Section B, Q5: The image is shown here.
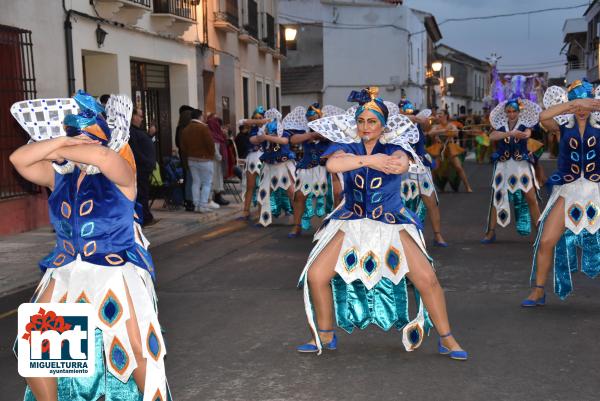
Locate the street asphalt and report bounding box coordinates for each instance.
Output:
[1,160,599,401]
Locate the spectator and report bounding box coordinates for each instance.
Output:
[234,124,251,160]
[206,113,230,206]
[180,109,220,212]
[176,107,195,211]
[129,108,158,226]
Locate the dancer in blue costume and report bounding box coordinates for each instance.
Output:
[523,79,600,306]
[398,99,448,247]
[296,87,467,360]
[254,109,296,226]
[482,93,542,243]
[239,106,270,220]
[286,103,345,238]
[9,92,171,400]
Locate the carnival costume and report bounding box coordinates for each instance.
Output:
[11,92,171,401]
[398,99,437,222]
[488,96,541,235]
[244,106,265,177]
[298,88,433,354]
[530,80,600,299]
[256,109,296,226]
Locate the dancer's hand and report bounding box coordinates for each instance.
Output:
[60,135,101,147]
[368,154,406,175]
[514,130,530,139]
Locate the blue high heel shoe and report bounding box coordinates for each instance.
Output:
[296,329,337,353]
[480,229,496,244]
[521,285,546,307]
[433,232,449,247]
[438,332,468,361]
[287,225,302,239]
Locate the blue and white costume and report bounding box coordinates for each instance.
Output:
[531,82,600,298]
[257,109,296,226]
[488,97,541,235]
[298,95,433,354]
[398,106,437,220]
[243,107,266,176]
[10,92,170,401]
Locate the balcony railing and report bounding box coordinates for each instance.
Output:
[567,60,585,71]
[244,0,258,39]
[225,0,238,26]
[153,0,197,20]
[263,13,275,49]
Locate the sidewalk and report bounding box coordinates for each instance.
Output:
[0,194,246,298]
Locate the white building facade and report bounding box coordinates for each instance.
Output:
[279,0,441,111]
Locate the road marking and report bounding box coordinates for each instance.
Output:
[0,308,17,320]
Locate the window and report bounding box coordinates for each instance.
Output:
[275,86,280,109]
[0,24,38,199]
[266,83,271,108]
[256,80,263,108]
[242,76,249,118]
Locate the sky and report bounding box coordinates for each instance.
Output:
[404,0,590,77]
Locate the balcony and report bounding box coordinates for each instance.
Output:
[243,0,259,40]
[214,0,239,33]
[152,0,197,36]
[94,0,152,25]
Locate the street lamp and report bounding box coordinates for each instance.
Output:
[446,75,455,84]
[431,61,442,72]
[284,27,298,42]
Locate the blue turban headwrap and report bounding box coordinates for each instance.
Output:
[399,98,415,114]
[348,87,389,126]
[265,120,278,134]
[306,103,322,119]
[567,79,594,101]
[505,96,522,112]
[63,90,110,145]
[253,106,266,119]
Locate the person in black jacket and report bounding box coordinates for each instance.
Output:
[129,108,157,226]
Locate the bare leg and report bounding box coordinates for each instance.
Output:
[401,231,463,351]
[420,193,446,243]
[483,203,497,240]
[290,191,307,235]
[535,162,546,185]
[525,197,565,301]
[450,156,473,192]
[123,283,147,394]
[242,171,258,217]
[524,187,541,229]
[304,231,345,345]
[26,279,58,401]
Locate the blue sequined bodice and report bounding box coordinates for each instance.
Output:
[322,141,422,228]
[259,130,295,164]
[42,168,155,277]
[291,129,329,169]
[548,120,600,185]
[492,124,531,163]
[247,126,261,153]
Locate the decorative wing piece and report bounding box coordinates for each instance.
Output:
[382,113,423,165]
[543,86,573,126]
[10,98,79,141]
[282,106,308,131]
[416,109,432,119]
[321,105,345,117]
[307,114,359,144]
[489,102,506,130]
[259,108,284,136]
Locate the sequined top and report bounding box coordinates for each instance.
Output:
[548,120,600,185]
[259,130,296,164]
[41,168,155,278]
[322,141,422,228]
[290,129,330,169]
[247,126,262,153]
[491,124,531,163]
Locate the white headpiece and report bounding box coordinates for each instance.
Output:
[490,98,541,131]
[282,106,308,131]
[10,94,133,174]
[258,108,283,136]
